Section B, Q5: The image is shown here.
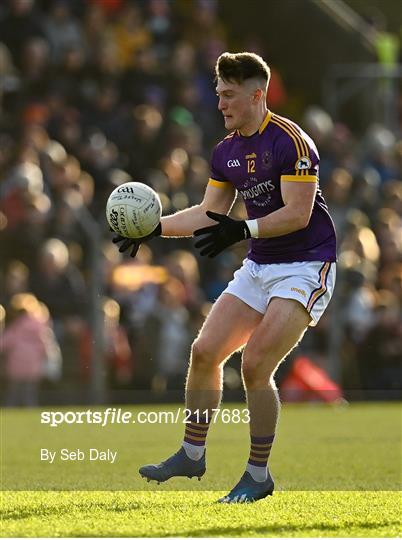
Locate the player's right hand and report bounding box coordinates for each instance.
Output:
[111,223,162,258]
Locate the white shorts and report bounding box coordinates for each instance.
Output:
[224,259,336,326]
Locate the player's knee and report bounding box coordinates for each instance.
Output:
[242,348,276,386]
[242,360,265,386]
[191,338,219,370]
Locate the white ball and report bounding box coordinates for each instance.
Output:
[106,182,162,238]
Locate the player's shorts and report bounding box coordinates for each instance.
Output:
[224,259,336,326]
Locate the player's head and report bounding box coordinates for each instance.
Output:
[215,52,271,133]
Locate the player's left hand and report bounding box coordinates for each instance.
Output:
[193,211,251,258]
[111,223,162,258]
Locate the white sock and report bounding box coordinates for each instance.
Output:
[246,463,268,482]
[182,442,204,461]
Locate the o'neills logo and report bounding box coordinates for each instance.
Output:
[109,208,119,231]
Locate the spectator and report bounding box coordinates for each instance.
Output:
[20,37,51,103]
[362,124,398,183]
[79,297,133,386]
[358,290,402,398]
[146,278,191,391]
[325,167,354,237]
[43,0,84,65]
[29,238,88,378]
[1,293,50,406]
[146,0,176,64]
[1,260,30,308]
[351,167,382,217]
[111,3,151,70]
[0,159,51,266]
[81,2,116,66]
[0,43,21,117]
[374,208,402,268]
[0,0,45,69]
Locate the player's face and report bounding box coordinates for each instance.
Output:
[216,78,256,132]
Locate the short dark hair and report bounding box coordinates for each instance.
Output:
[215,52,271,87]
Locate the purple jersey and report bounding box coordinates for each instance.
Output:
[209,111,337,264]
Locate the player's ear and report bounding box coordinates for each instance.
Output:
[252,88,264,103]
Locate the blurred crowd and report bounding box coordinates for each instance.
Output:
[0,0,401,405]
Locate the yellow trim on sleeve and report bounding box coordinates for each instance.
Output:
[208,178,231,188]
[281,175,318,183]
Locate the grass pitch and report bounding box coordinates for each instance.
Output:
[1,402,401,537]
[3,490,400,538]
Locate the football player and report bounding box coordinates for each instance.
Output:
[113,52,336,503]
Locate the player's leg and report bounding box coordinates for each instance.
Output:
[139,292,263,482]
[186,291,263,411]
[243,297,311,435]
[181,293,263,459]
[219,297,311,503]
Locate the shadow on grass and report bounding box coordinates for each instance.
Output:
[2,500,142,521]
[3,495,400,538]
[167,521,400,537]
[28,520,399,538]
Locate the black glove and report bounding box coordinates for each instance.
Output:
[194,211,251,258]
[111,223,162,258]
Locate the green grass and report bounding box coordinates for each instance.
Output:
[1,403,401,537]
[2,490,401,537]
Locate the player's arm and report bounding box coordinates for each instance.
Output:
[254,139,318,237]
[160,180,236,237]
[112,180,236,257]
[194,181,316,257]
[252,180,316,238]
